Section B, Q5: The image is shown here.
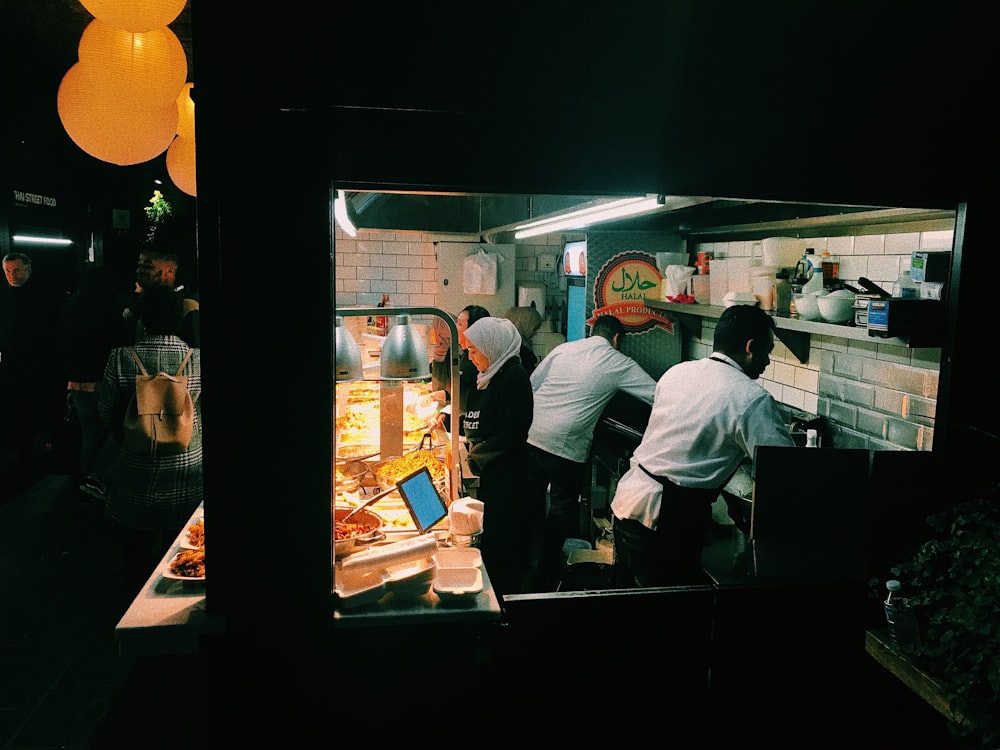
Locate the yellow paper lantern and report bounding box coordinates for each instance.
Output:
[166,134,196,196]
[77,19,187,107]
[79,0,187,33]
[57,62,179,166]
[176,82,195,140]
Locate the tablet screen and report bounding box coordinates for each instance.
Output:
[396,467,448,534]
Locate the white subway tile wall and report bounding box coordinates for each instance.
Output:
[335,224,950,451]
[692,229,950,450]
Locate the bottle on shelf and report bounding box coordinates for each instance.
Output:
[774,269,792,314]
[891,270,919,299]
[820,250,839,288]
[883,579,921,649]
[800,249,825,295]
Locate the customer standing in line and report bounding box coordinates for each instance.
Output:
[126,247,200,348]
[99,286,203,588]
[58,263,132,500]
[0,251,62,481]
[460,316,538,596]
[610,304,794,588]
[526,314,657,590]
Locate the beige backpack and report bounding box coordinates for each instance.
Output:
[122,347,195,457]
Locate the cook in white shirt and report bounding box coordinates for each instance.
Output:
[527,314,656,590]
[611,304,794,587]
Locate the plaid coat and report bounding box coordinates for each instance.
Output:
[98,335,203,531]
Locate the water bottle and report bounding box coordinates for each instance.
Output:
[884,579,920,649]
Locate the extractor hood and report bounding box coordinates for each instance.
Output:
[338,191,956,241]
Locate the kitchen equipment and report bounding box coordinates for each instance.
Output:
[761,237,808,269]
[816,289,856,323]
[792,291,824,321]
[857,277,892,298]
[334,459,369,493]
[517,282,547,312]
[338,484,403,524]
[333,505,386,558]
[866,299,945,345]
[722,291,758,308]
[910,251,950,283]
[852,293,881,327]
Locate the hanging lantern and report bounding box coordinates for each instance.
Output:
[77,19,187,107]
[79,0,187,33]
[176,82,195,139]
[166,134,196,196]
[58,62,179,165]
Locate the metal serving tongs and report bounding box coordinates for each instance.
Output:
[334,449,380,464]
[339,483,401,524]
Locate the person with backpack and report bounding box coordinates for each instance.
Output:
[98,286,203,586]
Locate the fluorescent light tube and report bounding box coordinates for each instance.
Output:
[334,189,357,237]
[514,195,663,239]
[12,235,73,246]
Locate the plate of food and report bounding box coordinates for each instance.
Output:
[179,517,204,550]
[163,547,205,581]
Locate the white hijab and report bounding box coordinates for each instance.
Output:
[464,317,522,390]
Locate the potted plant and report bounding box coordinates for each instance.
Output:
[873,490,1000,747]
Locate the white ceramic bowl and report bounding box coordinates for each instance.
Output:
[817,290,856,323]
[793,292,823,321]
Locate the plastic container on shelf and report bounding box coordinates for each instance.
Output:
[883,579,920,648]
[774,269,792,314]
[820,250,839,287]
[891,270,919,299]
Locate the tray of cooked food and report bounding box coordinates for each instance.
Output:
[179,517,204,550]
[371,449,449,491]
[334,459,369,493]
[164,547,206,581]
[333,505,386,558]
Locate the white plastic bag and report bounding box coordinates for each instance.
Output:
[463,248,499,295]
[663,264,696,298]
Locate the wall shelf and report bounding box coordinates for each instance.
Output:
[645,299,912,364]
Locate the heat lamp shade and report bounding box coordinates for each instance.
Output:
[334,316,364,382]
[79,0,188,33]
[380,314,430,381]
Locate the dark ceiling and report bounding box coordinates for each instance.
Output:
[1,2,957,243]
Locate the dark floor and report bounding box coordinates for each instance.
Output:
[0,471,206,750]
[0,466,984,749]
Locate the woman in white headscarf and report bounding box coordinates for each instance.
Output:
[460,317,539,596]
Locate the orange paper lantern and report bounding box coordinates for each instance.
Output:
[166,134,196,196]
[176,82,195,139]
[77,19,187,107]
[57,62,179,165]
[79,0,187,33]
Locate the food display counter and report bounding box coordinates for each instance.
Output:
[115,503,225,657]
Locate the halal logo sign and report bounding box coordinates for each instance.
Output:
[591,251,675,335]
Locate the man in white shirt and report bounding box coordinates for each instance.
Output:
[527,314,657,590]
[610,304,794,587]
